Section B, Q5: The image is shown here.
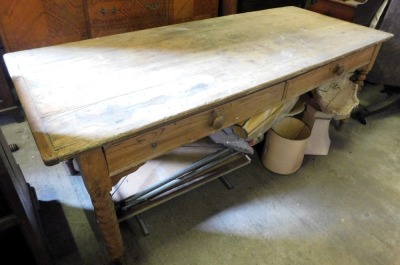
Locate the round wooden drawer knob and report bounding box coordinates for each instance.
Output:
[336,64,345,75]
[211,115,225,129]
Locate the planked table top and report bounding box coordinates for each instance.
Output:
[4,6,392,166]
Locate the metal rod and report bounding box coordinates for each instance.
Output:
[135,214,149,236]
[219,176,233,190]
[117,154,251,222]
[122,148,231,204]
[121,150,239,211]
[136,150,238,199]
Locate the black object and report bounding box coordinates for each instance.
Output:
[0,128,53,265]
[353,0,400,124]
[352,85,400,125]
[237,0,306,13]
[9,143,19,152]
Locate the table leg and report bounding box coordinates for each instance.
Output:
[354,43,383,89]
[76,148,125,263]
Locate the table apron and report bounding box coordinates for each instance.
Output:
[104,82,285,177]
[285,45,376,99]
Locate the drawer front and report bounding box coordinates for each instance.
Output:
[104,82,285,176]
[285,45,376,99]
[86,0,167,37]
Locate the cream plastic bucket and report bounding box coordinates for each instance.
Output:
[261,117,311,175]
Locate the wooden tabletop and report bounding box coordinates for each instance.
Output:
[4,6,392,166]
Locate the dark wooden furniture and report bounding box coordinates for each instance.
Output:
[0,0,89,53]
[0,40,23,122]
[308,0,366,22]
[219,0,238,16]
[307,0,386,27]
[237,0,306,12]
[0,128,53,265]
[0,0,219,52]
[87,0,219,38]
[219,0,306,15]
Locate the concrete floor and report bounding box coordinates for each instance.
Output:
[1,83,400,265]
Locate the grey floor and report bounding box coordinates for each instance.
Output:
[1,83,400,265]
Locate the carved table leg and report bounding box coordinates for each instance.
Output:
[76,148,125,263]
[353,43,383,90]
[353,69,368,88]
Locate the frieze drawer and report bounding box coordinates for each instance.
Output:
[284,45,376,99]
[104,82,285,177]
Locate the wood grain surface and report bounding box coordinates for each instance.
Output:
[0,0,88,52]
[3,6,392,165]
